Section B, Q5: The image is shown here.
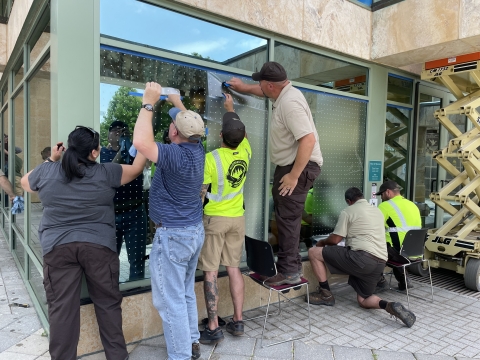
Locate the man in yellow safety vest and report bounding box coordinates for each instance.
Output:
[376,180,422,290]
[197,94,251,346]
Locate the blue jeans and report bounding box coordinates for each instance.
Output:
[150,222,204,360]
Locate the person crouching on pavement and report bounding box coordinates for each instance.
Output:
[307,187,416,328]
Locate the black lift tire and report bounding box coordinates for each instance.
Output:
[408,262,430,277]
[464,258,480,292]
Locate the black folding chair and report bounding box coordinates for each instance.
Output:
[386,228,434,308]
[243,236,311,348]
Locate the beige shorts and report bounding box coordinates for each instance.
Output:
[197,215,245,271]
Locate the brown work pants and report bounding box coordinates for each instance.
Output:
[272,161,321,275]
[43,242,128,360]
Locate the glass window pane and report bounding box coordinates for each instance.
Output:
[29,257,47,314]
[13,57,24,90]
[13,232,25,270]
[274,42,368,95]
[1,108,10,213]
[29,57,50,260]
[269,89,367,254]
[13,88,24,236]
[100,0,267,73]
[100,47,268,282]
[29,19,50,68]
[312,93,367,233]
[2,209,9,233]
[2,86,7,106]
[387,74,413,104]
[384,105,411,194]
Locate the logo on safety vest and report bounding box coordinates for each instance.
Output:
[226,160,247,188]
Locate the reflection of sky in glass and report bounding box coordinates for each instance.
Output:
[100,0,267,62]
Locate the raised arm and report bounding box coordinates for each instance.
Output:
[223,93,234,112]
[133,82,162,163]
[120,151,147,185]
[168,94,187,111]
[227,77,264,98]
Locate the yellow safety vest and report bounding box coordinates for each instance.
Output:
[378,195,422,250]
[203,138,251,217]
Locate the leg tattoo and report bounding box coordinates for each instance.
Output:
[204,275,219,322]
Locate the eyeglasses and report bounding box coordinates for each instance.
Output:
[75,125,99,147]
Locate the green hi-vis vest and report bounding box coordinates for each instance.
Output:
[204,138,251,217]
[378,195,422,250]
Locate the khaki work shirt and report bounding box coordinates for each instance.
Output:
[333,199,388,261]
[270,82,323,167]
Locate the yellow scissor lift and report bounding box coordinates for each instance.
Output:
[420,52,480,291]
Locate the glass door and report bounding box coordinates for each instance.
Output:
[413,85,443,229]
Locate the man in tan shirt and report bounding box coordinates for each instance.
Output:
[228,62,322,286]
[308,187,416,328]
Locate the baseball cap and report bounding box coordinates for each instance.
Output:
[374,180,402,195]
[252,62,287,82]
[222,112,245,148]
[169,107,205,140]
[109,120,128,131]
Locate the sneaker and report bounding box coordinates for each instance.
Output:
[306,287,335,306]
[264,272,301,286]
[201,316,226,327]
[191,342,201,359]
[199,326,224,345]
[226,320,244,336]
[385,302,416,328]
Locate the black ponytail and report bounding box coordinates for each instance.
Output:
[61,127,99,181]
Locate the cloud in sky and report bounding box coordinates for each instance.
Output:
[237,38,267,50]
[170,38,229,57]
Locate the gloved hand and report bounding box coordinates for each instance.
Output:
[11,196,24,214]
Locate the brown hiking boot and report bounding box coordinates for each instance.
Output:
[264,272,301,286]
[385,302,416,328]
[306,288,335,306]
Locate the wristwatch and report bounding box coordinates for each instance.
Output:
[142,104,154,111]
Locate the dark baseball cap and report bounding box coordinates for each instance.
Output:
[252,62,287,82]
[222,112,245,148]
[375,180,402,195]
[109,120,128,131]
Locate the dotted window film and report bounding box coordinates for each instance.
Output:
[100,47,268,281]
[303,90,367,235]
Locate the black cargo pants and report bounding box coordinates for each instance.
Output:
[272,161,321,275]
[43,242,128,360]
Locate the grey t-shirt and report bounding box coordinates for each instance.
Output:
[28,161,122,256]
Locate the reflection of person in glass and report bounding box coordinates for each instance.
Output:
[41,146,51,161]
[21,127,146,360]
[3,134,24,196]
[198,94,251,345]
[133,83,205,360]
[100,120,147,281]
[228,62,323,286]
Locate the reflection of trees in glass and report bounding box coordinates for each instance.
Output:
[191,52,211,60]
[101,86,201,146]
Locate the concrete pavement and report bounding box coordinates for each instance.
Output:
[1,232,480,359]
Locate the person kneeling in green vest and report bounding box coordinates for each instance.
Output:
[197,94,252,345]
[376,180,422,291]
